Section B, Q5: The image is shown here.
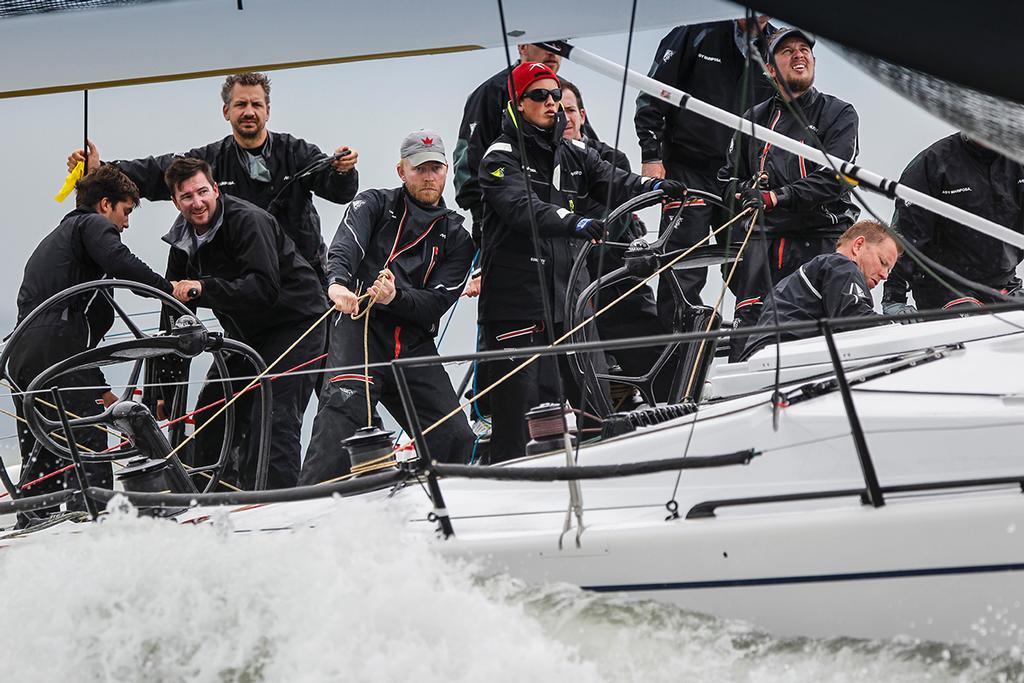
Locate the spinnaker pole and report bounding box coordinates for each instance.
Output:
[546,41,1024,250]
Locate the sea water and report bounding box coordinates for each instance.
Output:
[0,499,1022,682]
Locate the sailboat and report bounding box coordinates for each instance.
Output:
[2,0,1024,652]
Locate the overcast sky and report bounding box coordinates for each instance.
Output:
[0,21,957,451]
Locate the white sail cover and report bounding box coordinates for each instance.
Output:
[0,0,738,98]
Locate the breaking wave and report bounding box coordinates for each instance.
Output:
[0,500,1021,682]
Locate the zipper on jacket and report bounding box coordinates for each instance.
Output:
[422,246,439,286]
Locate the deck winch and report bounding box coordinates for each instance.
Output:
[525,402,576,455]
[342,425,397,472]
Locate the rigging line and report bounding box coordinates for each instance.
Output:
[576,0,639,465]
[743,16,786,431]
[0,379,124,440]
[495,0,568,412]
[328,210,753,478]
[668,211,758,508]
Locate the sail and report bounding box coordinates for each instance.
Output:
[0,0,737,98]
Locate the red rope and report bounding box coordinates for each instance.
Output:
[0,352,329,499]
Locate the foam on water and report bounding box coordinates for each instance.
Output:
[0,500,1021,682]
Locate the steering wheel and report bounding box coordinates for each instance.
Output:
[0,280,272,498]
[563,189,742,409]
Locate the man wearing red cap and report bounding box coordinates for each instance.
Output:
[477,62,687,461]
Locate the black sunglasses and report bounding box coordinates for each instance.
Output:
[521,87,562,103]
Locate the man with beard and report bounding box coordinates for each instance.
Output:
[478,62,687,461]
[635,16,776,321]
[299,131,475,484]
[741,220,900,359]
[453,43,599,296]
[162,157,326,489]
[720,27,860,360]
[882,133,1024,313]
[11,165,171,520]
[68,72,358,284]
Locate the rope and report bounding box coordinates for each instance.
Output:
[327,209,753,479]
[162,306,335,462]
[348,271,392,427]
[683,211,759,397]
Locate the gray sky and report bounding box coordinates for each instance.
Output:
[0,24,957,450]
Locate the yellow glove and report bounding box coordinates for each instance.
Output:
[54,161,84,202]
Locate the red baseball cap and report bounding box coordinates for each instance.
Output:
[508,61,560,101]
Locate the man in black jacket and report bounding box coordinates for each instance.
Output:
[742,220,900,359]
[68,72,358,284]
[162,157,326,489]
[635,16,776,318]
[453,44,598,267]
[478,62,687,460]
[299,130,475,484]
[882,133,1024,313]
[11,165,172,513]
[720,27,860,359]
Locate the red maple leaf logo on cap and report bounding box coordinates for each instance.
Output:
[421,137,433,145]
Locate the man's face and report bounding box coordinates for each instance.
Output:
[171,172,221,229]
[96,198,134,233]
[223,84,270,142]
[397,160,447,205]
[852,236,899,289]
[518,78,561,129]
[768,36,815,94]
[561,88,585,141]
[518,44,561,72]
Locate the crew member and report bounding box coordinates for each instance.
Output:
[162,157,326,489]
[561,80,664,389]
[299,131,475,484]
[721,27,861,358]
[454,43,598,291]
[68,72,359,284]
[478,62,687,460]
[742,220,900,359]
[635,16,776,319]
[10,165,172,517]
[882,133,1024,313]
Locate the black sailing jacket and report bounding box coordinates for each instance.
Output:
[15,208,172,390]
[635,20,777,171]
[453,64,598,242]
[720,88,860,236]
[326,187,474,355]
[478,109,655,324]
[743,252,878,357]
[163,195,325,344]
[883,133,1024,304]
[114,131,359,282]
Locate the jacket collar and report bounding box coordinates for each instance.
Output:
[774,86,820,110]
[162,197,226,256]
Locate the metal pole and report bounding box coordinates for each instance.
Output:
[391,364,454,538]
[819,324,885,508]
[49,386,100,520]
[555,42,1024,250]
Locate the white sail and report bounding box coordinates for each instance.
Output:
[0,0,738,98]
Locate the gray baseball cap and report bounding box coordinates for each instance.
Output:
[400,129,447,167]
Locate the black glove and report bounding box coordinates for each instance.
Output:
[571,217,605,241]
[654,179,687,200]
[737,187,776,212]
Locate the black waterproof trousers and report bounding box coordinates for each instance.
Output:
[656,162,727,322]
[299,314,473,485]
[191,318,324,490]
[481,320,609,463]
[8,316,111,512]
